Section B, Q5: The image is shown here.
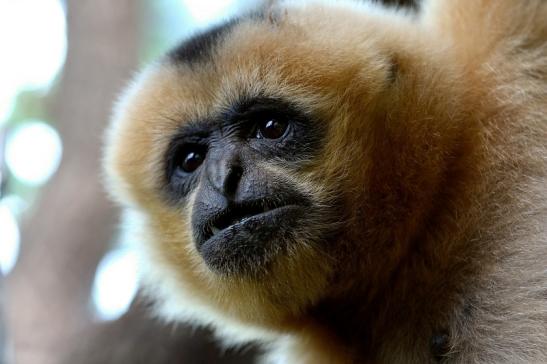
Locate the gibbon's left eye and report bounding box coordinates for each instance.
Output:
[256,118,289,139]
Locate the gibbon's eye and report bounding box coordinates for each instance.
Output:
[177,147,206,174]
[256,118,289,139]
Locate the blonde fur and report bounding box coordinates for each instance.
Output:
[104,0,547,362]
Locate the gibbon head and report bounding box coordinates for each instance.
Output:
[104,0,471,337]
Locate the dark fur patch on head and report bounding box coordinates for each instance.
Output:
[374,0,419,9]
[168,19,239,65]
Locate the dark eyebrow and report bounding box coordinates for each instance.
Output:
[173,120,212,142]
[167,19,239,65]
[223,96,304,120]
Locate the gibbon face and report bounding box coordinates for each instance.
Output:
[105,1,470,332]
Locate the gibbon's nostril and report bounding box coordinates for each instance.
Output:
[223,164,243,197]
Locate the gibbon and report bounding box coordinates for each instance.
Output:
[103,0,547,362]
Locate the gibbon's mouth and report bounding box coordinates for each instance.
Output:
[202,201,303,242]
[195,198,309,274]
[208,202,287,237]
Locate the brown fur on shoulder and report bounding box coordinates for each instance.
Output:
[104,0,547,362]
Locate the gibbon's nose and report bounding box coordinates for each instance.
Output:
[206,147,244,200]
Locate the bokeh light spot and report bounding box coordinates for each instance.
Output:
[0,203,20,276]
[0,89,16,126]
[5,120,63,186]
[183,0,237,25]
[0,0,67,92]
[92,248,139,321]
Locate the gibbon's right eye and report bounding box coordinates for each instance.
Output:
[256,118,289,140]
[176,146,206,174]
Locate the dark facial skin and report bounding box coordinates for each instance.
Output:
[164,96,326,275]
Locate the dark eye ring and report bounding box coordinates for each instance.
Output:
[256,118,289,139]
[176,146,206,174]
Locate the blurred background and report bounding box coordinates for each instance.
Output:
[0,1,414,363]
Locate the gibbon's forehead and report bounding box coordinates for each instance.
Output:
[159,7,389,103]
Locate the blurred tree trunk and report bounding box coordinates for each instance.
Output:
[4,1,138,363]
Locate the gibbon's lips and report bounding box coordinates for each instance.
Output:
[203,202,302,242]
[195,199,309,273]
[208,205,279,237]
